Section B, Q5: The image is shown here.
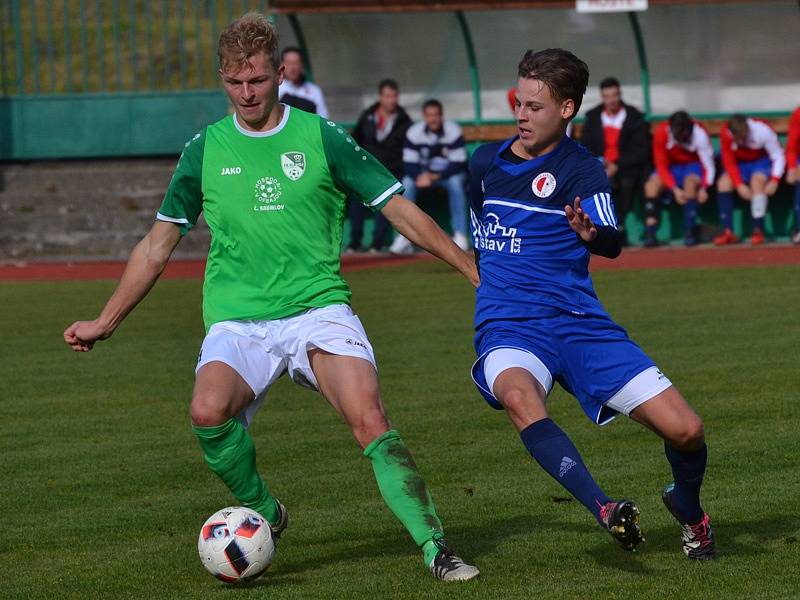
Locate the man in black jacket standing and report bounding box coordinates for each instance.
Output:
[347,79,413,252]
[579,77,650,245]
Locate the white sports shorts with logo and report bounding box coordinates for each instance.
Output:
[196,304,376,427]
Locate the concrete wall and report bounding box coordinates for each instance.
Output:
[0,159,211,260]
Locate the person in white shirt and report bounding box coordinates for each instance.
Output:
[278,47,329,118]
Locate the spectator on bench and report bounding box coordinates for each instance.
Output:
[391,99,469,253]
[278,47,329,117]
[579,77,651,246]
[347,79,412,252]
[643,111,715,247]
[715,114,786,245]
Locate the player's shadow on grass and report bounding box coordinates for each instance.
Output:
[269,514,541,578]
[239,513,800,582]
[216,575,308,591]
[583,513,800,572]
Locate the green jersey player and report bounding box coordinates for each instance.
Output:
[63,13,479,582]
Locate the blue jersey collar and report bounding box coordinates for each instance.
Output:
[495,135,570,175]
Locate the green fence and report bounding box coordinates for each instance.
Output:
[0,0,273,95]
[0,0,278,159]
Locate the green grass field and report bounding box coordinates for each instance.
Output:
[2,262,799,599]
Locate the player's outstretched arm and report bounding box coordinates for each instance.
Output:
[63,220,182,352]
[381,195,479,287]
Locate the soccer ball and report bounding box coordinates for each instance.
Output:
[197,506,275,583]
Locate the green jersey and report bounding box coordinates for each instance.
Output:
[157,107,402,331]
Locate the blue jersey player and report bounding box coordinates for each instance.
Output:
[468,49,715,560]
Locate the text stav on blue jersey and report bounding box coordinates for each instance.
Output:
[469,135,618,329]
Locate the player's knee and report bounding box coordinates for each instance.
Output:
[670,418,705,451]
[190,392,233,427]
[498,386,537,419]
[750,173,767,189]
[717,175,733,192]
[350,411,390,449]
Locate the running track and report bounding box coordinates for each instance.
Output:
[1,245,798,282]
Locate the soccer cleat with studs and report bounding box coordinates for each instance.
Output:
[268,499,289,539]
[662,483,716,560]
[600,500,644,551]
[428,538,480,582]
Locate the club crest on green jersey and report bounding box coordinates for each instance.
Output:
[281,152,306,181]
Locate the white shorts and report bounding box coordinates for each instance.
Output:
[482,347,672,420]
[196,304,376,426]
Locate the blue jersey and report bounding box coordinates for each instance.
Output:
[469,136,618,329]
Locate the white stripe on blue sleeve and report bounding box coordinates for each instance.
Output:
[602,193,618,228]
[590,194,610,226]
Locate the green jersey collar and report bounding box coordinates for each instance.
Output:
[233,104,291,138]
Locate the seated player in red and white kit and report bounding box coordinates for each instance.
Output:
[643,111,715,247]
[714,114,786,245]
[784,106,800,245]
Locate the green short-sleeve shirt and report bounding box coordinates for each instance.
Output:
[157,106,403,330]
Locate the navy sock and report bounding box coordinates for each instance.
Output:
[717,191,734,230]
[794,183,800,228]
[646,224,658,235]
[664,442,707,524]
[684,200,699,235]
[520,418,610,524]
[753,216,765,231]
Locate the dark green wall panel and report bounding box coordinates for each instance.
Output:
[1,91,229,159]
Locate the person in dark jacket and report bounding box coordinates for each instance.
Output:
[579,77,650,245]
[347,79,412,252]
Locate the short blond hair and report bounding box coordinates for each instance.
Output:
[218,13,280,73]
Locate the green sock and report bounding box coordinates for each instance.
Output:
[363,429,444,566]
[192,418,280,524]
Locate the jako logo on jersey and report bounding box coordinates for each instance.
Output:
[345,338,367,350]
[220,167,242,176]
[253,176,284,212]
[281,152,305,181]
[531,172,557,198]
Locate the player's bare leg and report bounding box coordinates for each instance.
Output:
[309,349,479,581]
[492,367,548,431]
[191,361,254,427]
[749,172,769,244]
[191,362,288,535]
[493,367,642,551]
[630,386,715,559]
[643,173,664,247]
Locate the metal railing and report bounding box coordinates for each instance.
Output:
[0,0,272,97]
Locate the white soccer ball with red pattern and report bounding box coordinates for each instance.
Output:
[197,506,275,583]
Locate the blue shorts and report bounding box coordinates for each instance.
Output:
[736,157,772,184]
[472,313,661,425]
[668,162,704,188]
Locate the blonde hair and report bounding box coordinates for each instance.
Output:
[218,13,280,73]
